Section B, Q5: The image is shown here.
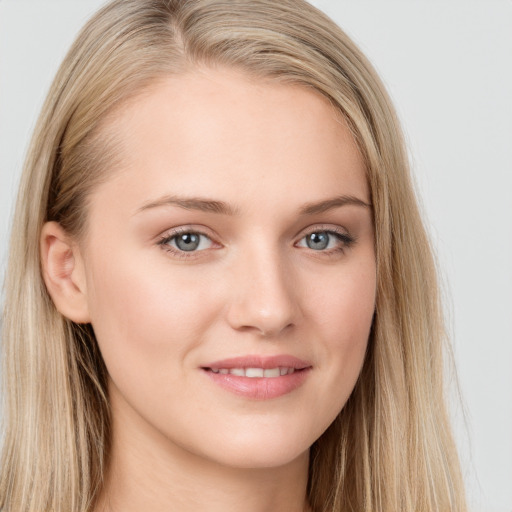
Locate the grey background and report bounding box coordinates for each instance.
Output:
[1,1,511,511]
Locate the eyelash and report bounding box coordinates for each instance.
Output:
[157,227,215,259]
[157,226,356,259]
[298,228,356,256]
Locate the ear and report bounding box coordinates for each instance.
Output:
[40,221,91,323]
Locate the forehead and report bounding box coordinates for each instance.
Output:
[90,67,368,215]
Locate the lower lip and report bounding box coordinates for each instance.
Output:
[203,368,311,400]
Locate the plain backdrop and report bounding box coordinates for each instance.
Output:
[0,1,511,511]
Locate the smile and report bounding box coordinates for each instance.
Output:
[208,367,296,377]
[202,355,312,400]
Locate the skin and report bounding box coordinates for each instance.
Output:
[41,67,376,512]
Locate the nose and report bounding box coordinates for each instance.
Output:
[226,247,300,338]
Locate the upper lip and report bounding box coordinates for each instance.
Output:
[203,355,312,370]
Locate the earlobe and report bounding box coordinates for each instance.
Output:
[40,221,91,324]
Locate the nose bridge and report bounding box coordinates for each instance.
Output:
[226,238,299,336]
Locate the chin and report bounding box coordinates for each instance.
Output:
[210,446,309,471]
[195,428,315,470]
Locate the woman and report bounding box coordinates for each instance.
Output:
[0,0,467,511]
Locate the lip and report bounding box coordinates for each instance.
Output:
[201,354,312,400]
[204,354,311,370]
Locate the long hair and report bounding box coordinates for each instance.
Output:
[0,1,467,510]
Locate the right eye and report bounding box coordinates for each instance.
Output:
[159,231,214,253]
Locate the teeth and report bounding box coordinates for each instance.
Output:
[245,367,264,378]
[209,367,296,378]
[263,368,280,378]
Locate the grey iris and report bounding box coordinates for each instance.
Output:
[176,233,200,251]
[307,232,330,250]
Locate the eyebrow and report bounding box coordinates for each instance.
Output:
[299,195,372,215]
[136,195,239,216]
[135,194,371,216]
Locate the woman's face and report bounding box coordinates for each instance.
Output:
[78,68,376,469]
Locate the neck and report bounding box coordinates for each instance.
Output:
[94,398,311,512]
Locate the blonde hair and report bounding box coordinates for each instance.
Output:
[0,0,466,510]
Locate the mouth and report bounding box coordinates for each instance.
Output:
[201,355,312,400]
[205,367,300,377]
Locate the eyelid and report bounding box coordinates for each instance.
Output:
[157,224,218,242]
[295,224,352,241]
[157,225,222,258]
[294,224,356,253]
[164,232,212,250]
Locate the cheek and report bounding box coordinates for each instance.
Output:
[314,256,376,338]
[308,258,376,395]
[84,249,219,379]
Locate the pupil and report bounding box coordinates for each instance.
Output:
[176,233,200,251]
[307,232,329,250]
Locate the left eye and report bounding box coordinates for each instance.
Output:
[297,231,347,251]
[162,232,213,252]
